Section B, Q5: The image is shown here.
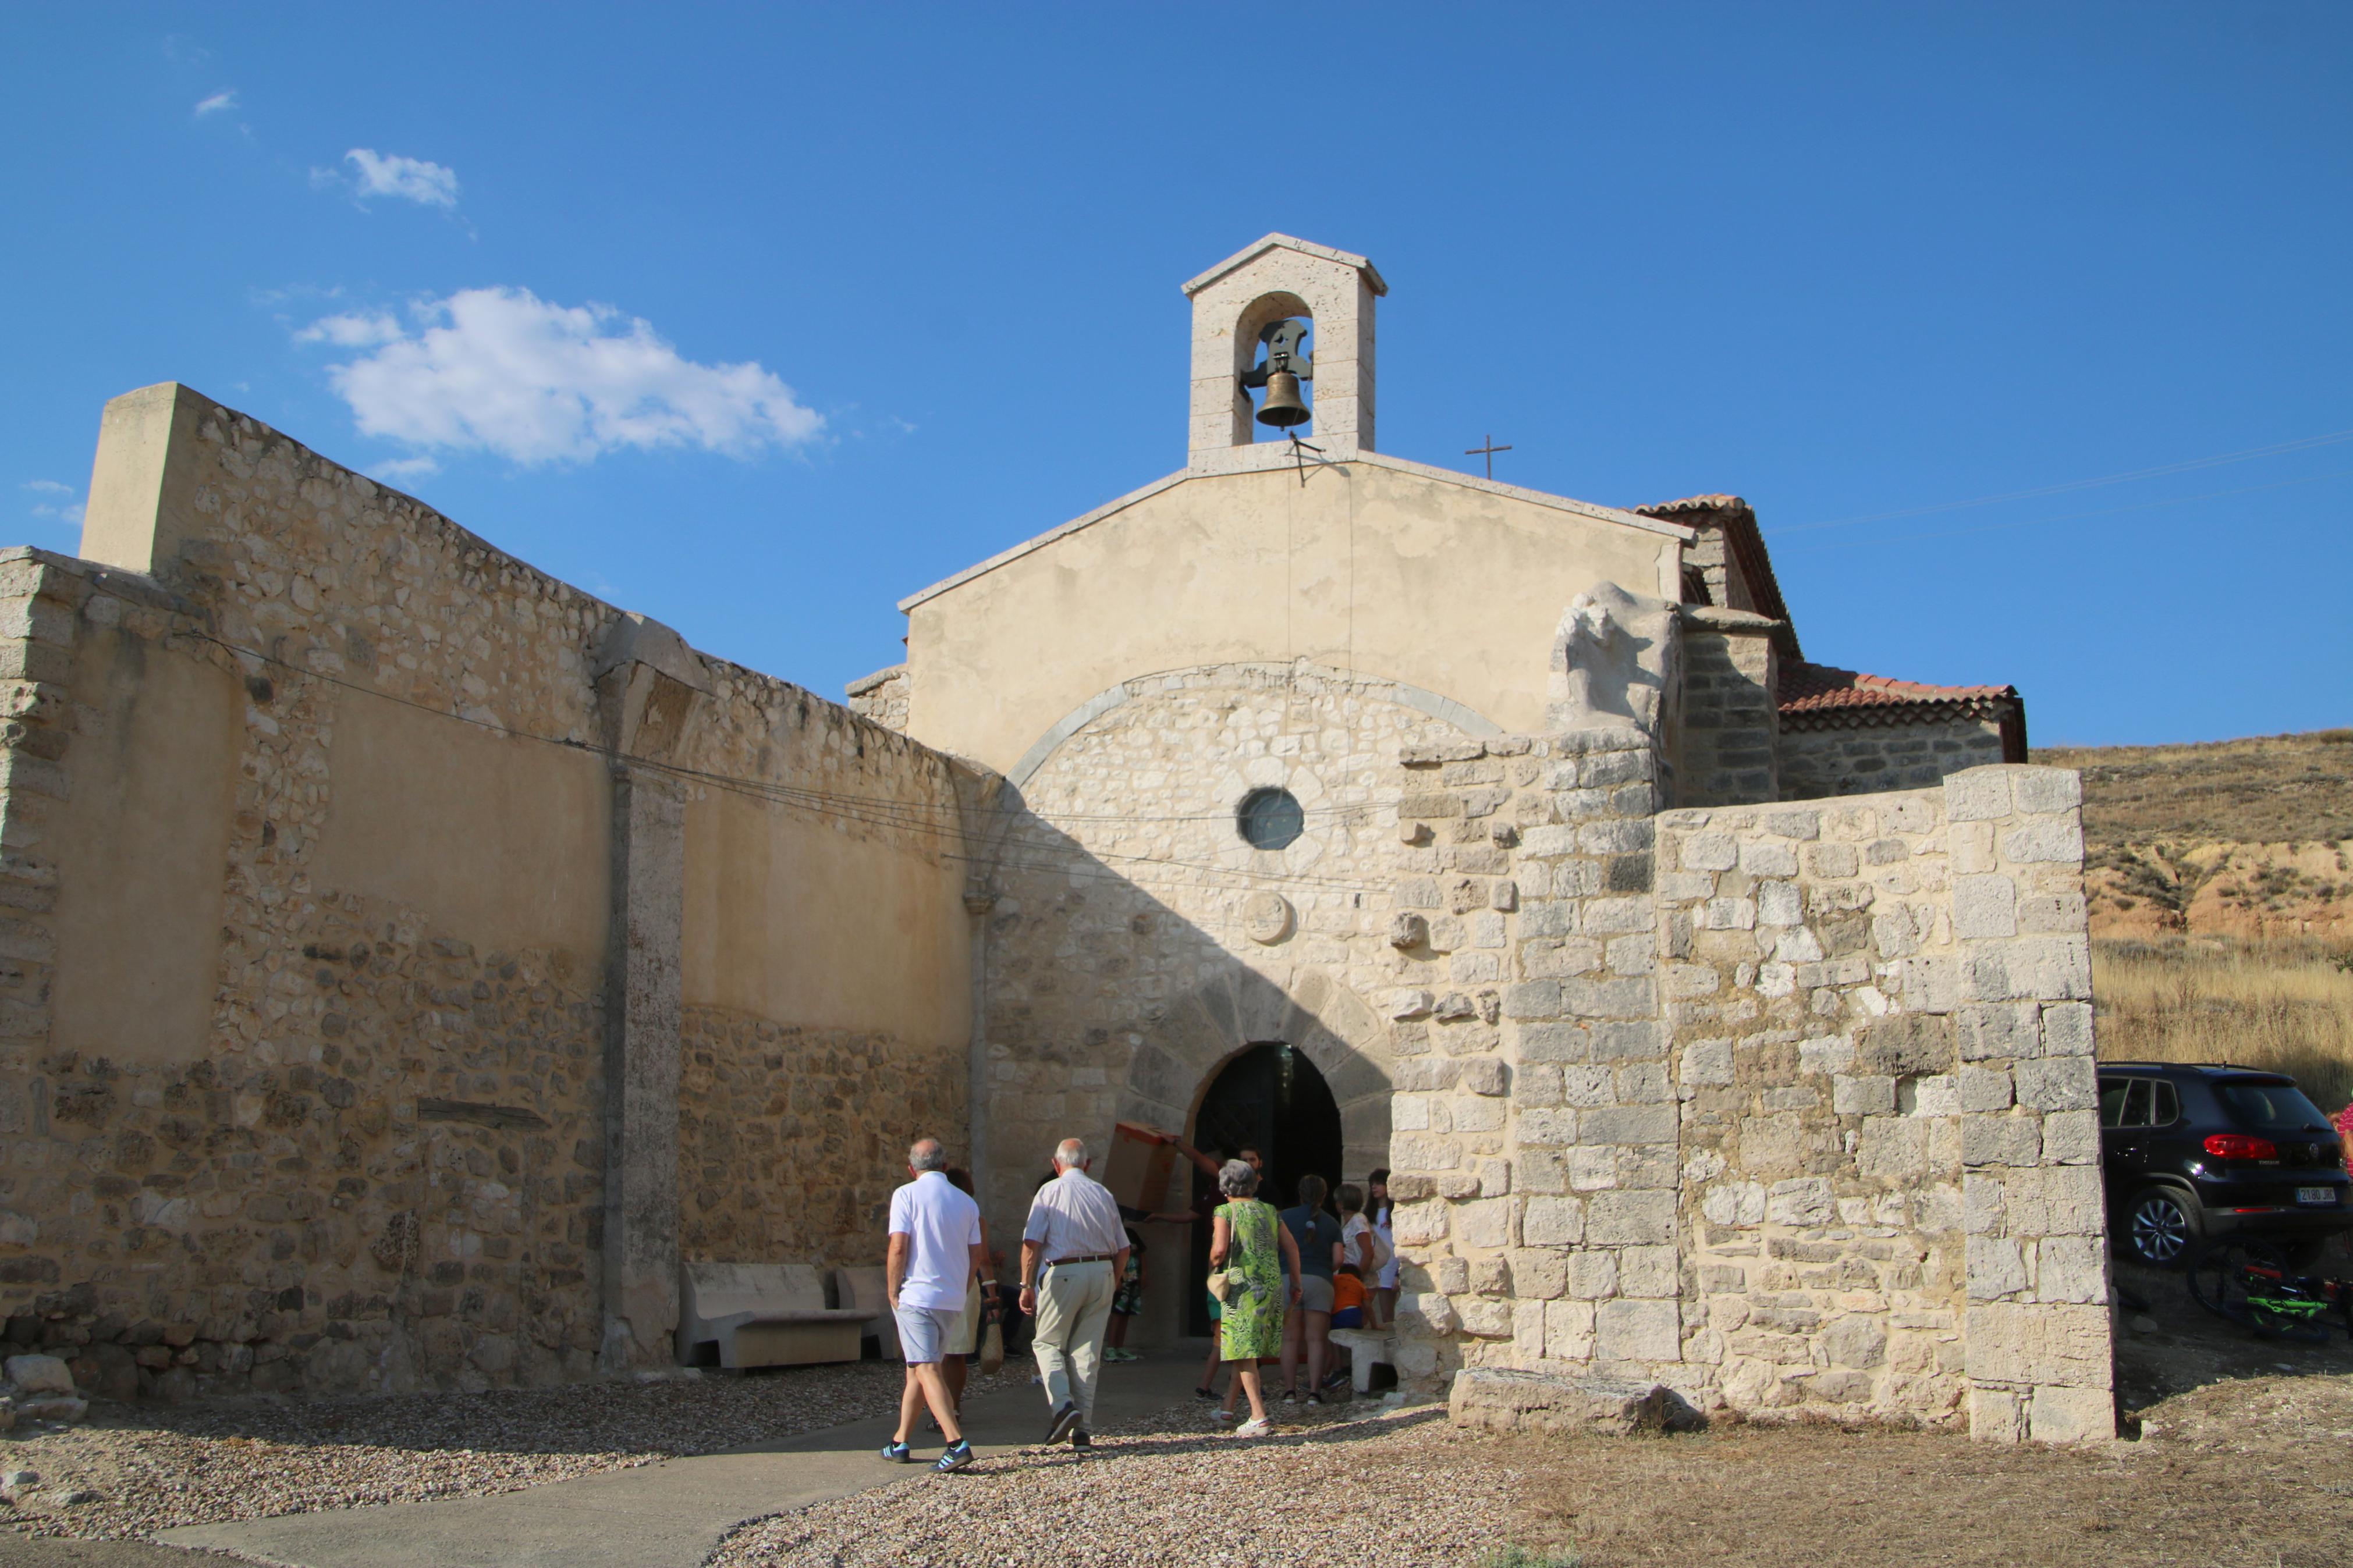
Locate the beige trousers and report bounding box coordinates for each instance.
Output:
[1031,1258,1116,1421]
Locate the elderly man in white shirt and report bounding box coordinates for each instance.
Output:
[1018,1137,1130,1448]
[882,1137,985,1473]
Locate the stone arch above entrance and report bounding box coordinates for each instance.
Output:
[1118,959,1392,1183]
[1004,660,1501,793]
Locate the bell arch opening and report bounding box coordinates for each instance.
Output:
[1181,1041,1344,1336]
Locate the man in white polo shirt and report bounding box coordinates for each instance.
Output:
[883,1137,985,1473]
[1018,1137,1130,1449]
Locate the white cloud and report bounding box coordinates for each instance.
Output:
[296,311,403,348]
[343,149,459,209]
[367,456,441,485]
[303,287,822,465]
[194,90,238,117]
[22,481,84,529]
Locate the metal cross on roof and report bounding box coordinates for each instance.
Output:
[1466,433,1513,480]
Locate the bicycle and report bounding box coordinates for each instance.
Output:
[2183,1237,2353,1345]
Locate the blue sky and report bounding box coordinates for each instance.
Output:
[3,4,2347,746]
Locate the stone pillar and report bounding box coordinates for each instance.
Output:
[1496,728,1679,1377]
[591,615,709,1374]
[1387,726,1674,1385]
[1942,766,2112,1443]
[601,765,686,1371]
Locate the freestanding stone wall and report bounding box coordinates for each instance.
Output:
[0,386,975,1401]
[1385,728,2112,1443]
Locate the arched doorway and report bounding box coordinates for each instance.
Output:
[1184,1042,1343,1335]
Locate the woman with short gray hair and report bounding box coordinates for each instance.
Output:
[1208,1158,1299,1438]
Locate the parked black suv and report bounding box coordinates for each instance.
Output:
[2098,1062,2352,1267]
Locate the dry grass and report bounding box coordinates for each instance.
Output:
[2036,728,2353,849]
[2093,936,2353,1114]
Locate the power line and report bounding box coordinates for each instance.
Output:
[1776,467,2353,556]
[1778,425,2353,536]
[178,631,1389,895]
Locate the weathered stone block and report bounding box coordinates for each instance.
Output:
[2034,1236,2106,1304]
[1858,1014,1955,1076]
[1765,1178,1833,1226]
[2014,1056,2095,1112]
[2028,1382,2113,1444]
[1521,1195,1585,1246]
[1450,1366,1692,1434]
[1956,1066,2014,1113]
[1965,1303,2112,1389]
[1460,1058,1508,1096]
[1999,821,2082,865]
[1944,770,2013,822]
[1952,874,2018,939]
[1581,1104,1676,1146]
[1593,1298,1681,1363]
[1833,1074,1896,1115]
[1586,1189,1675,1246]
[1960,1112,2042,1169]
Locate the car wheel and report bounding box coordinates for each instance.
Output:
[2125,1187,2201,1267]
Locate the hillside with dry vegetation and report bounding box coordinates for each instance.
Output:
[2031,729,2352,1113]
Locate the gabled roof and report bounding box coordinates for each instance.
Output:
[1778,660,2019,718]
[896,447,1691,612]
[1181,233,1390,298]
[1634,494,1792,630]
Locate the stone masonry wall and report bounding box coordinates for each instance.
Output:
[677,1007,964,1271]
[1382,733,2111,1443]
[1676,611,1780,808]
[0,390,973,1400]
[1656,766,2109,1442]
[1778,715,2008,801]
[843,665,910,731]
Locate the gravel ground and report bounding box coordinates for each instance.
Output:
[709,1396,1519,1568]
[0,1360,1024,1544]
[714,1374,2353,1568]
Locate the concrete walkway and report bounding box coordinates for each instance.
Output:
[157,1352,1204,1568]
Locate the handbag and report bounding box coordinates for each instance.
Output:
[1208,1203,1252,1303]
[978,1318,1005,1374]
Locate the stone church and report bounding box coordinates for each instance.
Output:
[0,235,2109,1442]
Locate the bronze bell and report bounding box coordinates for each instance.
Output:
[1255,369,1311,428]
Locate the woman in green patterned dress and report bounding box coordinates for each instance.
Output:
[1209,1158,1301,1438]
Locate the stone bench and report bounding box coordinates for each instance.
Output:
[829,1265,902,1360]
[1328,1327,1397,1394]
[676,1263,869,1370]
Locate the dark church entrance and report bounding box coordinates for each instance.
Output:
[1183,1042,1343,1336]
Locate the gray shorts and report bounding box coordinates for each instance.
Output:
[1298,1274,1335,1314]
[895,1303,961,1365]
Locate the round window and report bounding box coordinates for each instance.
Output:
[1236,787,1304,851]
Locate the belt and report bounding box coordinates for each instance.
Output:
[1045,1253,1115,1267]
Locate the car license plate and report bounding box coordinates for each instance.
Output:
[2296,1187,2337,1206]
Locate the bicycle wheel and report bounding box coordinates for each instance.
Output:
[2185,1238,2266,1328]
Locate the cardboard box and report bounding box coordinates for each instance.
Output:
[1103,1121,1179,1214]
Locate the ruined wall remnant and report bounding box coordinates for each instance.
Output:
[1383,737,2110,1443]
[0,385,975,1400]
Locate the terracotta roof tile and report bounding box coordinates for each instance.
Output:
[1779,660,2017,716]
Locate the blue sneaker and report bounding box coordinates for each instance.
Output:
[880,1439,915,1463]
[934,1439,974,1473]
